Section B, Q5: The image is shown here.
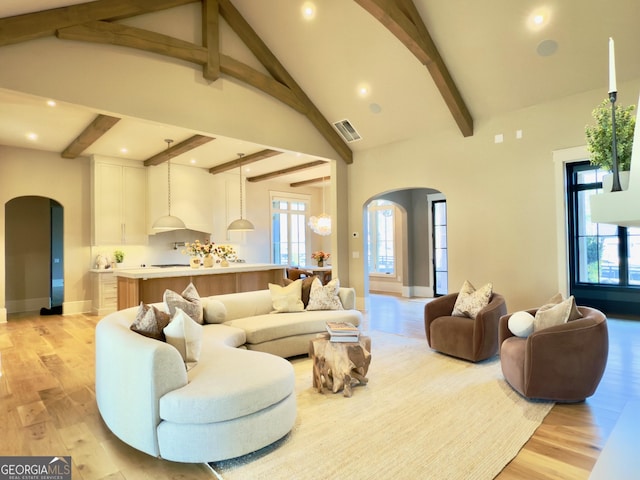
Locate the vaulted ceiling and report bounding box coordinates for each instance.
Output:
[1,0,640,185]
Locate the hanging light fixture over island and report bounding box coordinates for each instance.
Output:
[152,139,186,231]
[227,153,255,232]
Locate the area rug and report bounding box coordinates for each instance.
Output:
[209,331,553,479]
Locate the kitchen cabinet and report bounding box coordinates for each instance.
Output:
[92,156,147,245]
[91,270,117,315]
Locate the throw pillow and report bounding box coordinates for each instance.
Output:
[163,307,203,368]
[202,298,227,324]
[130,302,171,341]
[451,280,493,319]
[283,275,317,307]
[269,280,305,313]
[507,311,535,338]
[533,295,580,331]
[307,278,344,311]
[164,282,203,324]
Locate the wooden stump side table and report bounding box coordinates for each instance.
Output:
[309,333,371,397]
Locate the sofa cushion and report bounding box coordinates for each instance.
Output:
[269,281,305,313]
[452,280,493,319]
[534,295,581,331]
[224,310,362,345]
[159,346,294,424]
[130,302,171,341]
[164,283,204,324]
[163,308,203,368]
[202,298,227,324]
[210,290,274,321]
[307,278,344,311]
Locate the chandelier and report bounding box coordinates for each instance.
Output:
[309,177,331,236]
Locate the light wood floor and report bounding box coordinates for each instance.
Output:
[1,295,638,479]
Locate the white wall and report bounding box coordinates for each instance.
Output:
[0,147,92,320]
[349,80,640,311]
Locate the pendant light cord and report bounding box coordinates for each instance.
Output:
[166,139,173,216]
[238,153,245,219]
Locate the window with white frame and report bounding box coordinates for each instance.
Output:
[367,200,395,274]
[271,192,310,266]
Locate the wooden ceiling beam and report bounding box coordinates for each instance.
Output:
[208,149,281,175]
[201,0,220,81]
[290,176,331,188]
[247,160,327,183]
[56,21,306,113]
[354,0,473,137]
[144,135,214,166]
[61,114,120,159]
[219,0,353,164]
[0,0,198,46]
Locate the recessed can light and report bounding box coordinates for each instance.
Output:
[301,2,316,20]
[26,132,38,141]
[120,147,128,154]
[46,100,56,107]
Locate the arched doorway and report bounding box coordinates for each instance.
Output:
[363,188,445,298]
[5,196,64,316]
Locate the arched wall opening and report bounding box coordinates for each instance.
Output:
[362,187,445,300]
[5,196,64,316]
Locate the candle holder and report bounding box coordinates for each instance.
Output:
[609,91,623,192]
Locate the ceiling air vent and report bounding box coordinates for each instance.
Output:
[333,119,362,143]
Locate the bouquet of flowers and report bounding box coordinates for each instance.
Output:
[214,244,237,260]
[182,240,215,257]
[311,251,330,262]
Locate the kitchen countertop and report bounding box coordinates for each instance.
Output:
[109,263,286,279]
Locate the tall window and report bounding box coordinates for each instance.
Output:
[367,200,395,274]
[271,193,310,266]
[567,161,640,314]
[432,200,448,296]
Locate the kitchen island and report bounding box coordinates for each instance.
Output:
[112,263,286,309]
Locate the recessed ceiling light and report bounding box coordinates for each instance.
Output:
[120,147,128,154]
[190,158,197,164]
[46,100,56,107]
[26,132,38,141]
[369,103,382,114]
[357,83,371,97]
[301,2,316,20]
[528,8,551,30]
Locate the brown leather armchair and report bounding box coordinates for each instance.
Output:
[424,292,507,362]
[499,306,608,402]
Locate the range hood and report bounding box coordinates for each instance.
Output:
[590,93,640,227]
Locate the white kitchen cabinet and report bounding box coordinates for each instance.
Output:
[92,156,147,245]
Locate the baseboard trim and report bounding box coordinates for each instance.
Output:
[63,300,92,315]
[5,297,50,314]
[402,286,434,298]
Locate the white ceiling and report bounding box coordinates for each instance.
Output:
[1,0,640,184]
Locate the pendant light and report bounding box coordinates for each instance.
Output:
[309,176,332,236]
[152,139,186,231]
[227,153,255,231]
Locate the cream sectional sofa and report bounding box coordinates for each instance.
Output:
[95,286,361,463]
